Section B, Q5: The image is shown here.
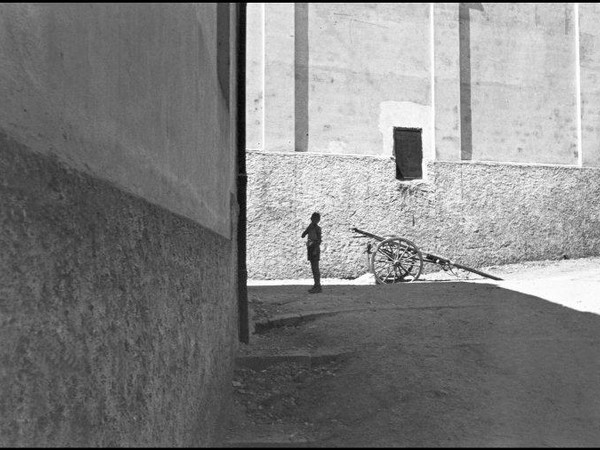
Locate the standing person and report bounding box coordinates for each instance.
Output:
[301,212,322,293]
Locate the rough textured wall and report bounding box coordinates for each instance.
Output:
[0,3,234,237]
[0,136,238,446]
[247,150,600,279]
[0,2,239,446]
[465,3,578,164]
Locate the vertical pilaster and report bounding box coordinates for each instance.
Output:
[432,3,462,161]
[294,3,309,152]
[245,3,265,150]
[579,3,600,167]
[264,3,295,151]
[574,3,583,167]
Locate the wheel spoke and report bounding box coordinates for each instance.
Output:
[379,248,395,262]
[396,263,412,278]
[399,253,419,264]
[375,264,392,281]
[374,255,392,266]
[372,237,423,283]
[395,265,407,279]
[397,245,408,261]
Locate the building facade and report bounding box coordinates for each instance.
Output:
[0,3,240,446]
[246,3,600,279]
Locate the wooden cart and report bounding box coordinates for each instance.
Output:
[351,227,503,284]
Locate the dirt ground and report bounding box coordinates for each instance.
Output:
[221,257,600,447]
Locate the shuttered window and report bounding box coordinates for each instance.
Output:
[393,127,423,180]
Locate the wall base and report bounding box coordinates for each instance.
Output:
[247,150,600,279]
[0,134,237,446]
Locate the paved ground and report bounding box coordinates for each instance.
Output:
[221,257,600,447]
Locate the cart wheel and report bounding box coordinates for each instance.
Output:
[370,237,423,284]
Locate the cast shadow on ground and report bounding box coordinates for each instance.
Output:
[239,280,600,446]
[249,278,600,326]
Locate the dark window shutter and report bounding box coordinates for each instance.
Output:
[393,128,423,180]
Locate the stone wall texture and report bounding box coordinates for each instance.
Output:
[0,135,238,446]
[247,150,600,280]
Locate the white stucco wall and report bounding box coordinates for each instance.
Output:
[378,101,433,162]
[307,3,432,156]
[468,3,579,165]
[247,3,600,167]
[246,3,265,151]
[244,3,600,278]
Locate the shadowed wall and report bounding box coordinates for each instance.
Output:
[0,3,239,446]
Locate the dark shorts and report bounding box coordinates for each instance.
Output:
[307,244,320,261]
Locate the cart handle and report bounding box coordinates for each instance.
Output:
[351,227,386,242]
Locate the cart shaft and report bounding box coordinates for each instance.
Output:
[424,253,503,281]
[351,227,386,242]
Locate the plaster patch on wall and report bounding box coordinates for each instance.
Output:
[326,140,349,154]
[378,102,433,175]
